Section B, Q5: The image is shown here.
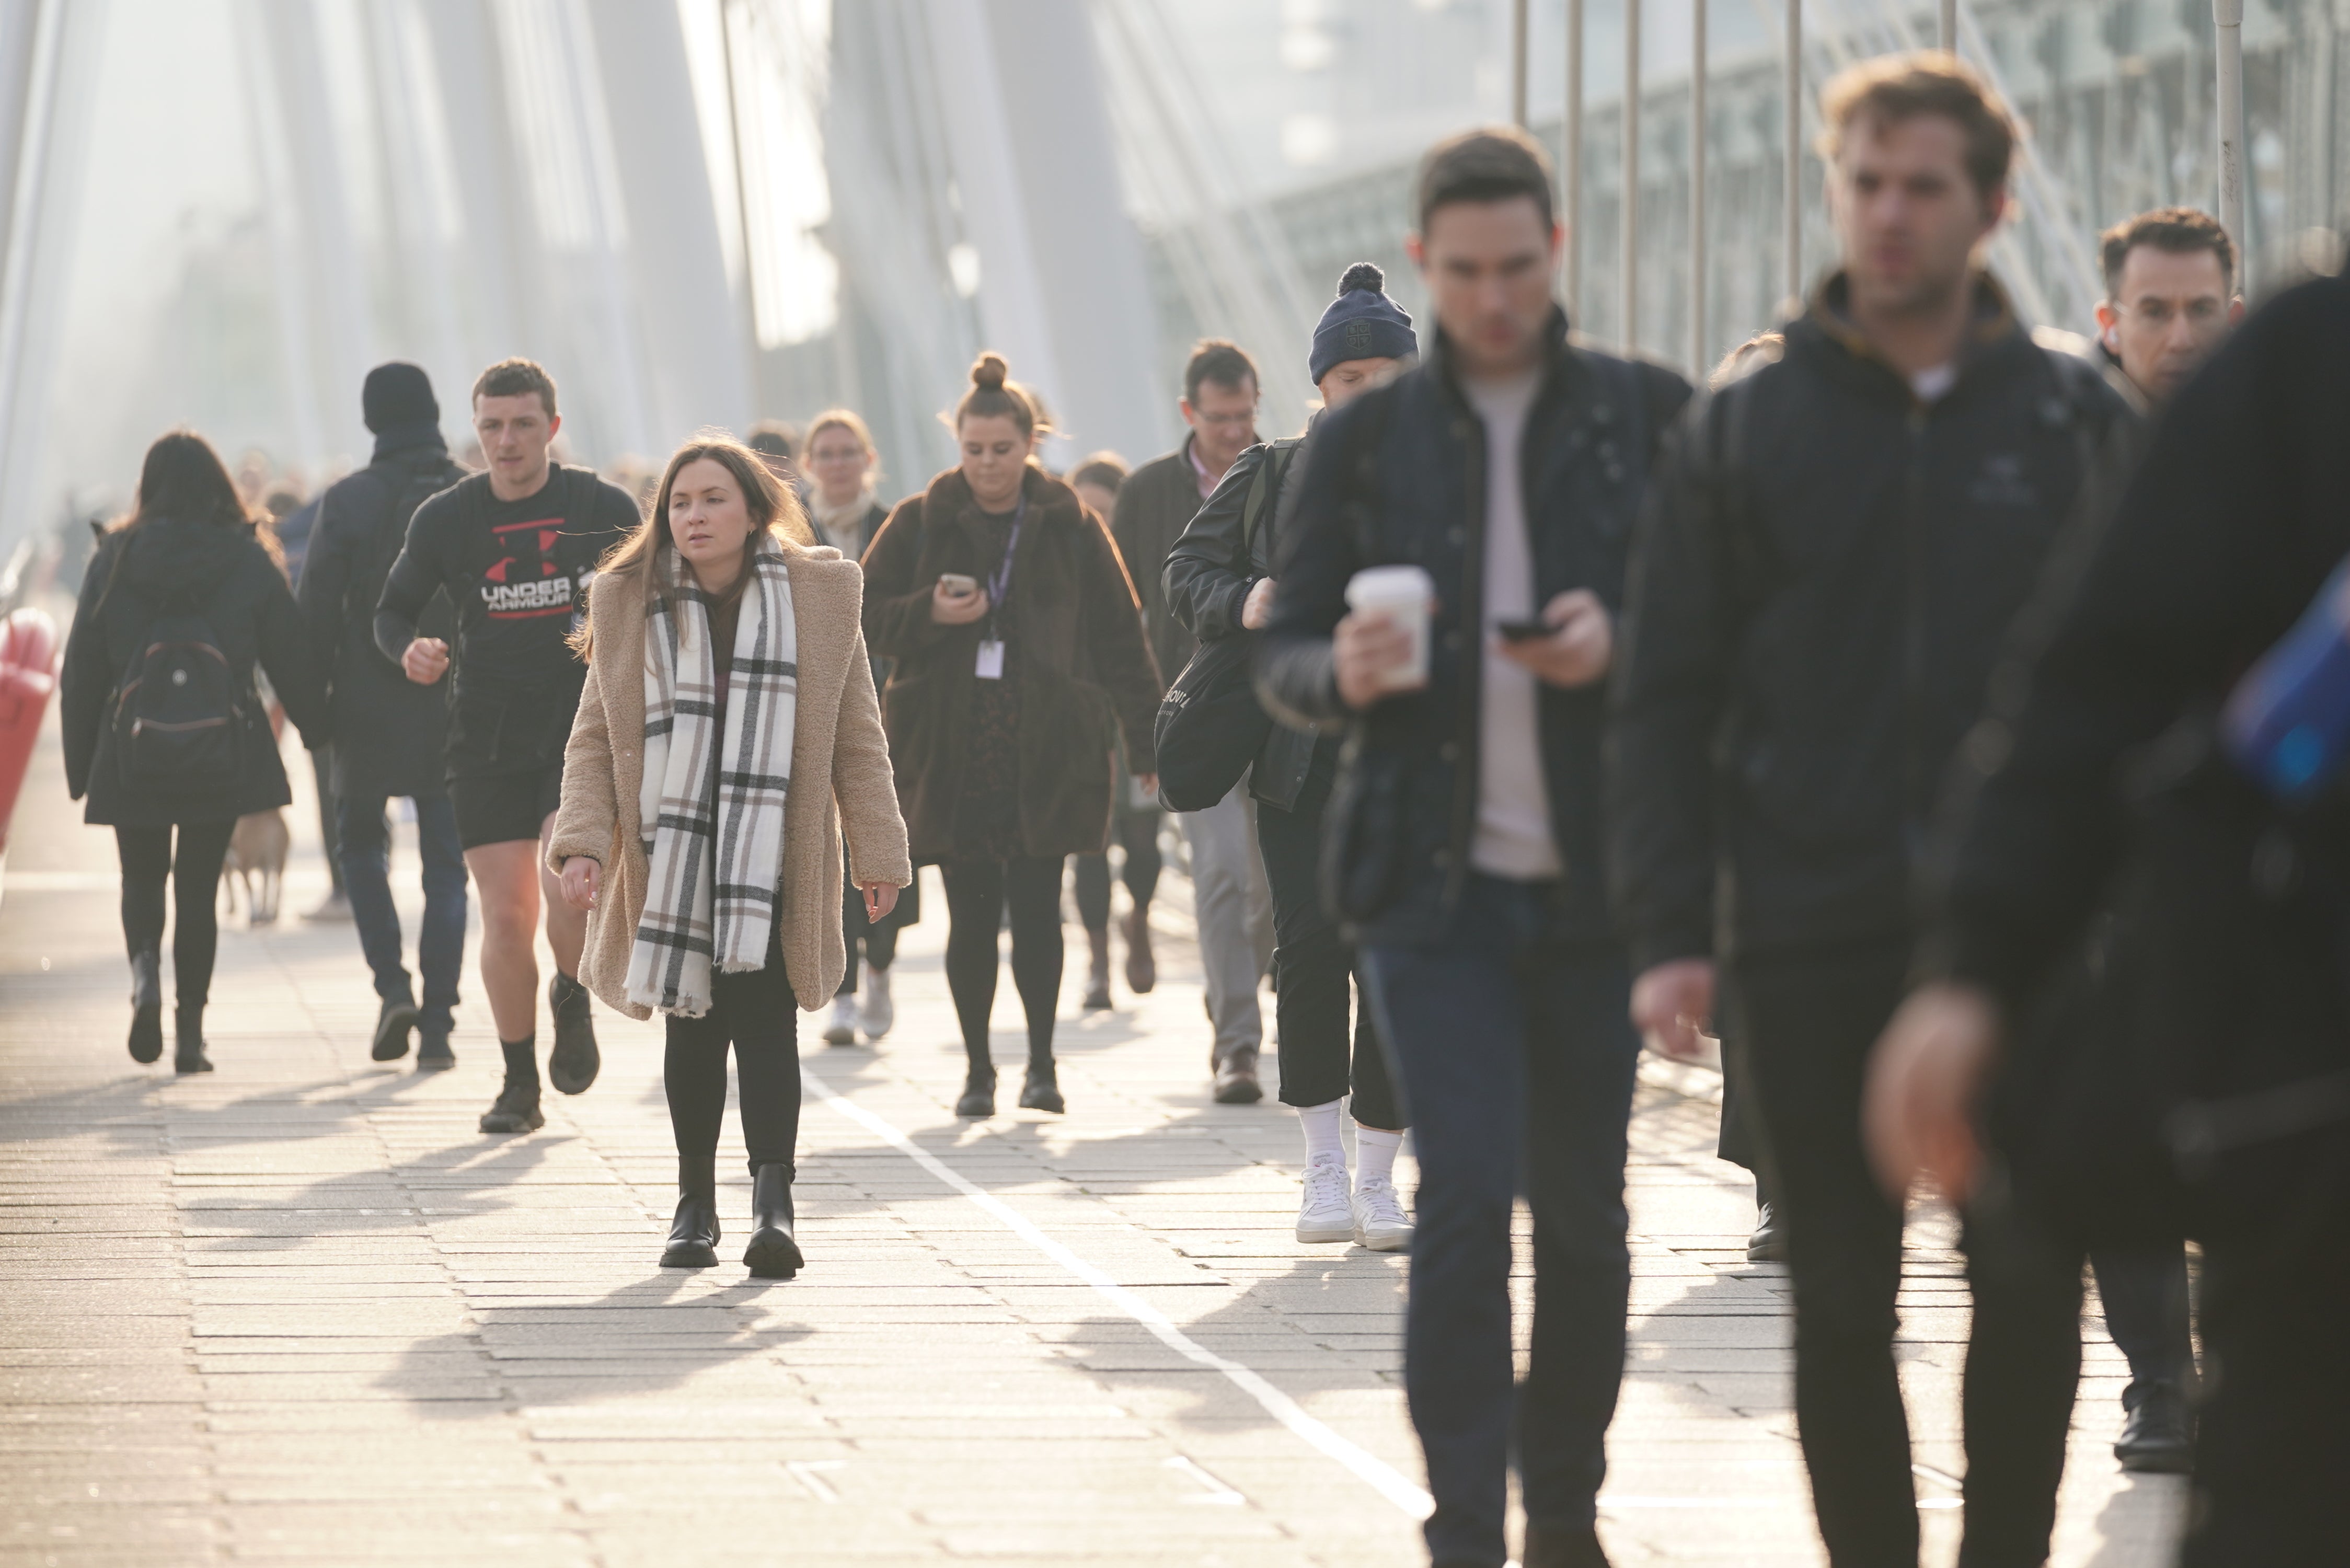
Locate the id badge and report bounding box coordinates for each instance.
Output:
[975,639,1006,680]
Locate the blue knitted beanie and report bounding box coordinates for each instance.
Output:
[1308,263,1418,386]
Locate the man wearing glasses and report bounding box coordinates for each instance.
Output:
[2095,206,2244,409]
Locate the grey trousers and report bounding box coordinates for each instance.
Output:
[1176,783,1273,1067]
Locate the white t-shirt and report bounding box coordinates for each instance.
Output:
[1910,362,1957,402]
[1464,367,1563,881]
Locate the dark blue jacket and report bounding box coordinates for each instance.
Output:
[1257,310,1690,947]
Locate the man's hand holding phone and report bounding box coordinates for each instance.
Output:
[1497,590,1613,688]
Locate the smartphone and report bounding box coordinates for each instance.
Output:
[1496,618,1552,641]
[938,573,979,597]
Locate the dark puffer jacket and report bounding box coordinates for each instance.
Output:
[61,517,327,826]
[1606,273,2140,974]
[861,465,1162,862]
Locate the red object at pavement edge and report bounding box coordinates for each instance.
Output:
[0,607,60,856]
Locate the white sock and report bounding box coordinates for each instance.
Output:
[1354,1125,1404,1187]
[1297,1099,1346,1167]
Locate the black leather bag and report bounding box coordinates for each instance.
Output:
[1153,631,1269,812]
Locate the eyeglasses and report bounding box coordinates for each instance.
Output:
[2115,297,2229,328]
[1192,410,1258,431]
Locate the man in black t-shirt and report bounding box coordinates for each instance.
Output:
[375,358,637,1135]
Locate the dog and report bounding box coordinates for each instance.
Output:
[221,809,290,925]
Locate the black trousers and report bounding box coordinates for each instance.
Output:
[941,856,1063,1069]
[1072,810,1161,930]
[1254,772,1401,1128]
[1727,937,1918,1568]
[115,822,235,1011]
[663,925,801,1192]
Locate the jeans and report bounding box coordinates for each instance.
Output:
[663,921,800,1191]
[2091,1244,2195,1393]
[1362,875,1640,1566]
[311,747,344,896]
[115,822,235,1009]
[1725,937,1917,1567]
[1254,768,1400,1128]
[337,793,468,1034]
[1174,784,1272,1067]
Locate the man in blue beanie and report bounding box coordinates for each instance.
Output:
[1166,261,1417,1250]
[296,364,472,1068]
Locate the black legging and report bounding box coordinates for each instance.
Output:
[942,856,1063,1071]
[1072,811,1161,929]
[116,822,235,1010]
[663,925,801,1193]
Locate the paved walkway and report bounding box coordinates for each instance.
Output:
[0,708,2182,1565]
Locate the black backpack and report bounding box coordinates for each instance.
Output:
[111,588,247,794]
[1153,442,1298,812]
[358,454,465,670]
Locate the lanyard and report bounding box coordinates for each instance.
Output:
[984,495,1026,635]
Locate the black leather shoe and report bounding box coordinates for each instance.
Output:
[661,1189,721,1269]
[955,1067,996,1119]
[371,995,419,1061]
[547,972,600,1095]
[478,1081,545,1135]
[1212,1050,1263,1105]
[1524,1519,1612,1568]
[415,1027,455,1071]
[1746,1202,1788,1263]
[128,951,163,1064]
[173,1009,213,1075]
[1019,1064,1065,1114]
[2115,1380,2194,1474]
[743,1163,804,1279]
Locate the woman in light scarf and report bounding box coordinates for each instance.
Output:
[549,434,909,1278]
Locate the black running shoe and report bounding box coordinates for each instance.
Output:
[547,973,600,1095]
[415,1027,456,1071]
[371,996,420,1061]
[478,1082,544,1135]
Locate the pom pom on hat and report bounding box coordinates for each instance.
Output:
[1338,262,1386,295]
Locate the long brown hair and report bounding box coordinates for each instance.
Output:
[101,430,278,604]
[575,431,812,656]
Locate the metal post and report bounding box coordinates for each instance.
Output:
[1939,0,1956,52]
[1622,0,1640,352]
[1565,0,1584,312]
[1511,0,1529,126]
[717,0,762,355]
[1783,0,1802,313]
[1689,0,1706,376]
[2214,0,2249,291]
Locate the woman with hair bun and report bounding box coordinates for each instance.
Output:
[861,354,1163,1117]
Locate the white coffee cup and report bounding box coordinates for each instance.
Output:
[1344,564,1437,689]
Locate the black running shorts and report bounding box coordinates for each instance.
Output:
[451,764,566,852]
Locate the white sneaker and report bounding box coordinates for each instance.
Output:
[1351,1177,1413,1252]
[822,994,859,1045]
[859,964,894,1039]
[1296,1155,1354,1243]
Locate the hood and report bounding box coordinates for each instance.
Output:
[114,516,258,603]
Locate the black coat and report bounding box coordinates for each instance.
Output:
[296,442,467,799]
[1113,440,1214,686]
[61,517,327,826]
[1258,311,1692,946]
[1606,274,2139,975]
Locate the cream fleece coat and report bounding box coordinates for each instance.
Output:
[547,544,912,1019]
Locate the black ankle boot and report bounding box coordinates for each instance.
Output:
[661,1189,721,1268]
[743,1164,803,1279]
[546,972,600,1094]
[128,952,163,1064]
[1523,1520,1612,1568]
[955,1065,996,1119]
[172,1007,212,1074]
[371,992,419,1061]
[1019,1060,1064,1114]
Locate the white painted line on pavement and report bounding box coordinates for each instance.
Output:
[802,1066,1437,1521]
[786,1459,844,1503]
[1166,1454,1246,1505]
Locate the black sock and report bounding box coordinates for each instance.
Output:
[500,1035,539,1093]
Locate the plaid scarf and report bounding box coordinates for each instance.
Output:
[625,537,797,1017]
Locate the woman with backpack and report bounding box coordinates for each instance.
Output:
[548,434,909,1278]
[861,354,1163,1119]
[60,431,329,1073]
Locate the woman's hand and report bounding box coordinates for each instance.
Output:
[931,582,991,626]
[859,881,899,921]
[558,856,601,913]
